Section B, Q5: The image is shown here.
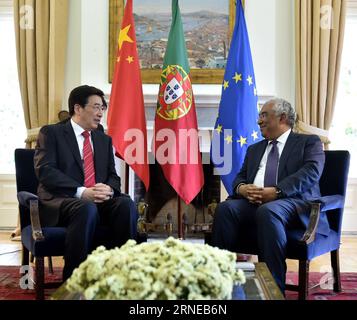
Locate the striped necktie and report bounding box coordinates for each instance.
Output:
[264,140,279,187]
[82,131,96,187]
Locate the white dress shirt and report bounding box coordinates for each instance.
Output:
[70,119,94,198]
[253,129,291,188]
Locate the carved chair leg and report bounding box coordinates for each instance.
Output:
[35,257,45,300]
[48,257,54,274]
[21,245,29,266]
[298,260,309,300]
[331,249,341,292]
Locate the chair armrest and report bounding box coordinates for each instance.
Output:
[17,191,38,207]
[317,195,345,211]
[299,202,321,245]
[29,199,45,241]
[17,191,44,241]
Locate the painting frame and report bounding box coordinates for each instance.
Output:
[108,0,244,84]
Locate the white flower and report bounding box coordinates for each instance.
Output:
[66,237,246,300]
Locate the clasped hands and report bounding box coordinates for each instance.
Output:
[82,183,114,203]
[238,184,277,205]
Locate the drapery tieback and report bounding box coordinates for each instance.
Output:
[25,127,41,144]
[296,121,330,145]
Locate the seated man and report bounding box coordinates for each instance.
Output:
[34,85,138,280]
[211,98,326,294]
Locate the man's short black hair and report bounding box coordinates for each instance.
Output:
[68,85,105,116]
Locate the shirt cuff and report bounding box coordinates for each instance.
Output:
[75,187,86,199]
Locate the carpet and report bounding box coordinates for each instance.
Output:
[0,266,356,300]
[0,265,63,300]
[285,271,357,300]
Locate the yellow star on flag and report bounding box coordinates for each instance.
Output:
[251,130,259,141]
[126,56,134,64]
[233,72,242,83]
[225,135,233,144]
[216,124,223,134]
[247,76,253,86]
[223,80,229,90]
[237,136,247,147]
[118,24,134,50]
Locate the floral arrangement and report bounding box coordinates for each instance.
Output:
[66,237,245,300]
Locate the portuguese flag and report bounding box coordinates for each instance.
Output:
[153,0,204,204]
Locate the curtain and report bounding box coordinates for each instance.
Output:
[13,0,68,148]
[295,0,346,148]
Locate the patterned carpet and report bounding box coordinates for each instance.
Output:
[0,266,356,300]
[285,271,357,300]
[0,266,62,300]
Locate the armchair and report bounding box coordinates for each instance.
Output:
[15,148,145,299]
[285,150,350,299]
[15,148,65,300]
[205,150,350,300]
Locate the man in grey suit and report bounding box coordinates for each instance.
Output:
[34,85,138,280]
[211,98,326,294]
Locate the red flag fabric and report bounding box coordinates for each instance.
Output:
[153,0,204,204]
[107,0,149,191]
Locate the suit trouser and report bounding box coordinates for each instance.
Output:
[211,198,309,293]
[58,195,138,280]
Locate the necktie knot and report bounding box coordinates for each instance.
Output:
[82,131,90,139]
[270,140,278,146]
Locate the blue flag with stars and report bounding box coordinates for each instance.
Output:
[211,0,261,196]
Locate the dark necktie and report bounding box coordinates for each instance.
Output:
[264,140,279,187]
[82,131,96,187]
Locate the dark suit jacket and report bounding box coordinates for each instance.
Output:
[232,132,328,234]
[34,120,121,227]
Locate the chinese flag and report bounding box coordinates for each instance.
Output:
[153,0,204,204]
[107,0,149,191]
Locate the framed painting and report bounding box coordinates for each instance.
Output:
[109,0,244,84]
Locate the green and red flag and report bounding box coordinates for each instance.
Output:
[107,0,149,191]
[154,0,204,204]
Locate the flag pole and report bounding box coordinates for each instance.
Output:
[177,195,183,239]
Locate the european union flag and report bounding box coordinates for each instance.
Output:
[211,0,262,196]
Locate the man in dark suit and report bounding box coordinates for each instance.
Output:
[34,85,138,280]
[211,98,325,294]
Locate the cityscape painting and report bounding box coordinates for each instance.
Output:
[109,0,237,83]
[134,0,230,70]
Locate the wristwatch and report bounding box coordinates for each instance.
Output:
[236,183,246,195]
[275,187,283,199]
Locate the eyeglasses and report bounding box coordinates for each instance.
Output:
[85,103,107,113]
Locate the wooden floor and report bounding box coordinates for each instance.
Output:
[0,231,356,272]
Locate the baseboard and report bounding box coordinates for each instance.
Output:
[342,231,357,236]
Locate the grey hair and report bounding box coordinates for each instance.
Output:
[264,98,297,128]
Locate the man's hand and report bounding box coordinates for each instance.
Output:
[258,187,278,204]
[81,183,114,203]
[238,184,277,205]
[238,184,262,203]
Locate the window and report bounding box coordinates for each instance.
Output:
[330,2,357,178]
[0,2,26,174]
